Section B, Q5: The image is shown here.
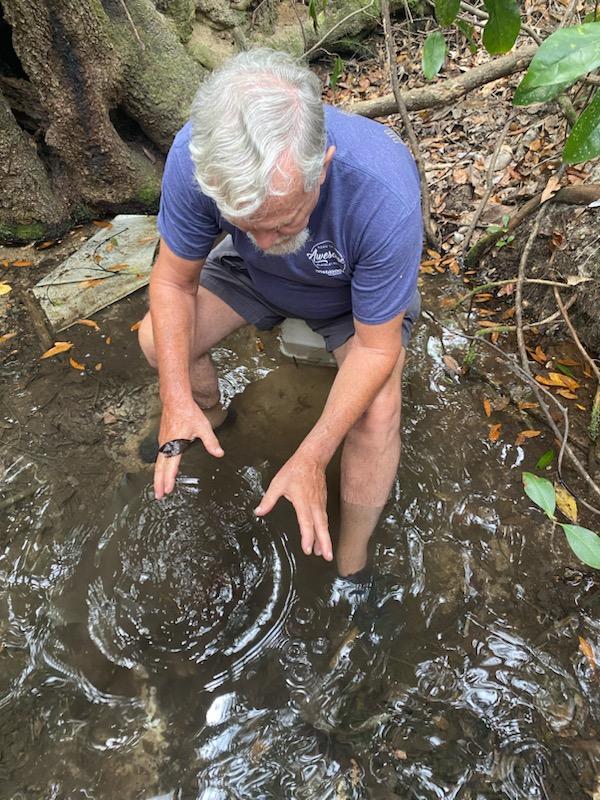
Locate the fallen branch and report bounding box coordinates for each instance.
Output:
[465,184,600,268]
[381,0,437,247]
[348,44,537,118]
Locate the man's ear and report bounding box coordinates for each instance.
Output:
[319,145,336,185]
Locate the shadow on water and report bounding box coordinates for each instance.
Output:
[1,314,599,799]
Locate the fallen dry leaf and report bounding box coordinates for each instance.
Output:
[518,401,539,410]
[443,354,462,376]
[483,398,492,418]
[35,240,56,250]
[79,278,104,289]
[555,483,577,522]
[130,320,142,332]
[556,357,579,367]
[40,341,72,359]
[105,336,112,345]
[92,220,112,228]
[11,260,33,268]
[515,429,541,446]
[528,345,548,365]
[76,318,100,331]
[579,636,596,670]
[556,389,578,400]
[0,283,12,296]
[69,356,86,371]
[535,373,580,390]
[95,362,103,371]
[576,403,586,411]
[108,263,128,272]
[540,174,561,204]
[0,332,16,345]
[488,423,502,442]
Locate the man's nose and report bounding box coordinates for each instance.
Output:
[253,230,280,251]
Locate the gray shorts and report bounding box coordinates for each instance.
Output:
[200,236,421,352]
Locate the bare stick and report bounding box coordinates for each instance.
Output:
[470,293,576,336]
[553,287,600,384]
[463,112,514,251]
[118,0,144,50]
[381,0,437,247]
[451,277,584,309]
[290,0,308,52]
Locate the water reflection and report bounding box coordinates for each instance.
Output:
[0,318,599,799]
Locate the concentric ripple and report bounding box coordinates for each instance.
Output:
[84,469,295,690]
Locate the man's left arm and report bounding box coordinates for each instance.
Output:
[254,312,404,561]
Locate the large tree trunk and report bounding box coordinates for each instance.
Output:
[0,0,412,242]
[0,0,204,241]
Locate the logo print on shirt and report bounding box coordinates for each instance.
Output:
[306,240,347,277]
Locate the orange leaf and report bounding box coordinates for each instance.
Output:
[515,429,541,446]
[501,307,516,320]
[528,345,548,365]
[1,259,8,268]
[105,336,112,345]
[130,320,142,332]
[76,318,100,331]
[11,260,33,267]
[518,401,539,410]
[488,423,502,442]
[475,293,494,302]
[478,320,501,328]
[556,357,579,367]
[69,356,86,370]
[79,278,104,289]
[448,259,460,276]
[483,398,492,418]
[92,220,113,228]
[40,341,72,359]
[549,372,580,390]
[95,362,103,371]
[576,403,586,411]
[0,331,17,345]
[35,240,56,250]
[579,636,596,670]
[556,389,577,400]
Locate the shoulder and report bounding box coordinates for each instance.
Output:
[325,106,420,216]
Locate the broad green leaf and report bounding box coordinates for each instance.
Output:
[555,362,575,378]
[308,0,318,31]
[435,0,460,27]
[422,31,447,80]
[564,90,600,163]
[330,56,344,92]
[523,472,556,517]
[536,449,555,469]
[483,0,521,54]
[513,78,572,105]
[456,19,478,53]
[514,23,600,105]
[561,523,600,568]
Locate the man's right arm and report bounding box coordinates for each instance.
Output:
[149,239,224,499]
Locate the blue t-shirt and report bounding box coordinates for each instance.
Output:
[157,105,423,324]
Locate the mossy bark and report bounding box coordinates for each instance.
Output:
[0,0,203,243]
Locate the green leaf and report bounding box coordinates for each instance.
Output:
[308,0,318,31]
[523,471,556,517]
[456,19,478,53]
[561,523,600,568]
[555,362,576,378]
[483,0,521,54]
[536,449,555,469]
[564,90,600,164]
[436,0,460,26]
[514,23,600,105]
[422,31,447,80]
[330,56,344,92]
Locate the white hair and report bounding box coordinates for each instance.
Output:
[189,49,326,219]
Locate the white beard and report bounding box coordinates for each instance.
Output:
[248,227,310,256]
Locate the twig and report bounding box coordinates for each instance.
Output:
[118,0,145,50]
[451,277,583,309]
[290,0,308,52]
[423,309,600,516]
[463,112,514,251]
[470,294,576,336]
[381,0,437,247]
[553,288,600,385]
[302,0,376,59]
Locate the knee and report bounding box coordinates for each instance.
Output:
[138,311,157,368]
[353,390,401,443]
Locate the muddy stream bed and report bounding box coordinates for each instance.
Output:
[0,283,599,799]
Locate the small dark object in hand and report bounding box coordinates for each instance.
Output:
[158,438,197,457]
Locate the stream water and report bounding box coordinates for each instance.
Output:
[1,312,599,799]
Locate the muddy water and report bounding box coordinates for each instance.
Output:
[1,313,599,800]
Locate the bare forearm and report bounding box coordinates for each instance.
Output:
[300,344,398,465]
[149,275,197,407]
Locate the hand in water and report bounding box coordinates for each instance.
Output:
[154,400,224,499]
[254,450,333,562]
